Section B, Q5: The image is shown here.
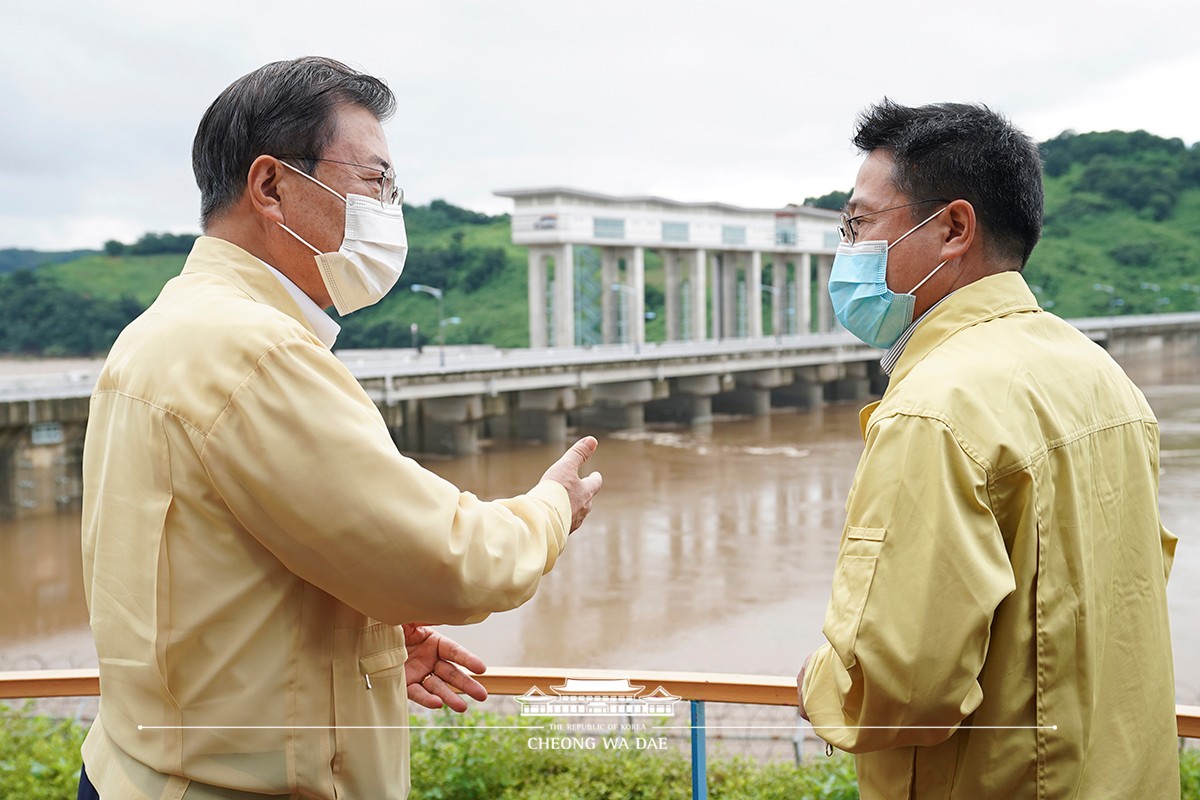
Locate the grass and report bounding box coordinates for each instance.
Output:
[40,253,186,306]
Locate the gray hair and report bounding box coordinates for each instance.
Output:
[192,57,395,229]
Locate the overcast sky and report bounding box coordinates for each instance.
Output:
[3,0,1199,251]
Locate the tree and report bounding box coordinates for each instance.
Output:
[0,270,143,355]
[804,190,851,211]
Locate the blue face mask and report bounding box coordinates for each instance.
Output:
[828,207,949,349]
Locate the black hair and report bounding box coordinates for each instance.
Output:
[192,56,395,229]
[853,99,1044,268]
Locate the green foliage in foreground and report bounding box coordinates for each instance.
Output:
[2,704,1199,799]
[1186,747,1200,800]
[409,711,858,800]
[0,703,88,800]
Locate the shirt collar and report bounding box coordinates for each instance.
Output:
[879,293,954,376]
[259,261,340,349]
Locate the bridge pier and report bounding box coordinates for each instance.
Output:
[644,394,704,426]
[578,380,658,431]
[716,388,770,416]
[645,375,729,426]
[515,388,578,444]
[771,371,825,410]
[420,395,485,456]
[825,362,870,402]
[714,369,784,417]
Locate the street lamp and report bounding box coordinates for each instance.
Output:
[411,284,448,367]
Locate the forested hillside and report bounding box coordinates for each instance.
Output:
[1,130,1197,356]
[1026,130,1200,316]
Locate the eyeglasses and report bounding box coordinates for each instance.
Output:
[838,198,947,244]
[281,156,403,208]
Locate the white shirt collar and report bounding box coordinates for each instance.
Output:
[259,261,341,349]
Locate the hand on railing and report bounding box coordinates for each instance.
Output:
[402,624,487,712]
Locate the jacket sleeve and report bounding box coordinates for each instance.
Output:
[802,411,1015,753]
[199,338,572,626]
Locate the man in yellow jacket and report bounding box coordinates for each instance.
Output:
[79,57,602,799]
[798,100,1179,798]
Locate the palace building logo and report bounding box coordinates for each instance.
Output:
[514,678,681,717]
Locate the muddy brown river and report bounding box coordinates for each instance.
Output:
[2,350,1196,706]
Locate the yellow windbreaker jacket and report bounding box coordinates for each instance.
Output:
[80,237,572,799]
[802,272,1178,799]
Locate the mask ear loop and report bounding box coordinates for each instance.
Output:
[277,158,346,202]
[910,259,951,293]
[886,206,947,251]
[884,205,952,294]
[274,158,347,255]
[277,221,322,255]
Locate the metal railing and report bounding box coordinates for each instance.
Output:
[2,667,1198,800]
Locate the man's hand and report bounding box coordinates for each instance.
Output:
[540,436,603,533]
[402,624,488,712]
[796,651,814,722]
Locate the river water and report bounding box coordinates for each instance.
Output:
[1,350,1196,705]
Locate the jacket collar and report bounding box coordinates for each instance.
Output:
[889,271,1041,387]
[181,236,317,339]
[858,272,1040,440]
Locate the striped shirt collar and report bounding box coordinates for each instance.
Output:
[879,293,954,375]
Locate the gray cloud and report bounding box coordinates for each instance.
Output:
[1,0,1197,249]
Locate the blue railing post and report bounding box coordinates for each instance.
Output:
[690,699,707,800]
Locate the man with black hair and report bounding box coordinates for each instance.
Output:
[797,99,1178,798]
[79,57,602,800]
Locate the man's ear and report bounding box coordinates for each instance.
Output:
[940,198,976,263]
[245,155,285,225]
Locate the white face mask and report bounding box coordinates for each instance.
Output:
[276,160,408,315]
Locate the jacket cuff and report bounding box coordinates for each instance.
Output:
[802,644,859,751]
[528,480,572,550]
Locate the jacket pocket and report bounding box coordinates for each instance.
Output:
[823,527,886,670]
[331,624,409,799]
[359,646,407,690]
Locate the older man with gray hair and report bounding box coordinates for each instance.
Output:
[78,57,602,799]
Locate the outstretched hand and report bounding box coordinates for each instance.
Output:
[540,436,603,532]
[403,623,487,712]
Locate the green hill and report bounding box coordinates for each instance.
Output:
[1024,130,1200,316]
[3,129,1198,356]
[0,248,97,274]
[41,252,192,306]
